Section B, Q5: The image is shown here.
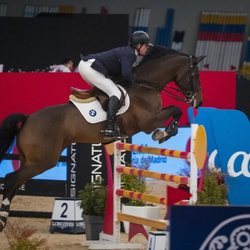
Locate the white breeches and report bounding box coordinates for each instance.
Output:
[78,60,121,99]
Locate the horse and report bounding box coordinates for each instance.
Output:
[0,45,205,231]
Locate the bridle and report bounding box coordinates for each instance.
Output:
[173,55,201,103]
[131,56,200,104]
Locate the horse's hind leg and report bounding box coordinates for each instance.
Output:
[0,163,44,232]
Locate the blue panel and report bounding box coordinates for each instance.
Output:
[188,107,250,205]
[170,205,250,249]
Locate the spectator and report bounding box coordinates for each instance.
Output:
[50,58,74,72]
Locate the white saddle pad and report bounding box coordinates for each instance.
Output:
[70,85,130,124]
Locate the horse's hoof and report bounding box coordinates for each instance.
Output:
[0,215,6,232]
[159,134,171,144]
[152,129,164,141]
[158,128,178,144]
[0,222,4,232]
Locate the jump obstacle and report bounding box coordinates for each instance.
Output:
[86,124,207,248]
[85,124,207,249]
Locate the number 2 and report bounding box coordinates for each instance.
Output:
[61,202,68,218]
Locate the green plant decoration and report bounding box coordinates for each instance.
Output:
[78,178,107,216]
[196,170,228,205]
[121,173,147,206]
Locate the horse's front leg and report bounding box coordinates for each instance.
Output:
[151,105,182,143]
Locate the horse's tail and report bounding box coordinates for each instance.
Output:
[0,113,27,163]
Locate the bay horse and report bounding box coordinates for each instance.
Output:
[0,45,205,231]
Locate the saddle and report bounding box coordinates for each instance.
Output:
[70,88,97,103]
[70,87,126,110]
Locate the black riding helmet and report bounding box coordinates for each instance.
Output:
[129,31,150,47]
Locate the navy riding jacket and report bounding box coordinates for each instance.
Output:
[82,46,137,83]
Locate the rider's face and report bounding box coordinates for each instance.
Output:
[136,44,148,56]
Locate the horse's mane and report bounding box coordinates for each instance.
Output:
[139,45,188,65]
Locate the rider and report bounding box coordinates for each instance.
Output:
[78,30,150,138]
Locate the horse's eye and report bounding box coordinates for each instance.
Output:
[185,91,192,98]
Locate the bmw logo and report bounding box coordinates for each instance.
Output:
[89,109,97,117]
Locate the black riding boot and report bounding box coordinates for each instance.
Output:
[102,96,121,138]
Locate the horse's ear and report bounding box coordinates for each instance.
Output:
[196,55,206,64]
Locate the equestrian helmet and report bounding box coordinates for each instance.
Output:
[129,31,150,47]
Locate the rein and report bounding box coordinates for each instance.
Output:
[131,79,195,104]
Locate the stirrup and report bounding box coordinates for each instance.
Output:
[101,128,128,140]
